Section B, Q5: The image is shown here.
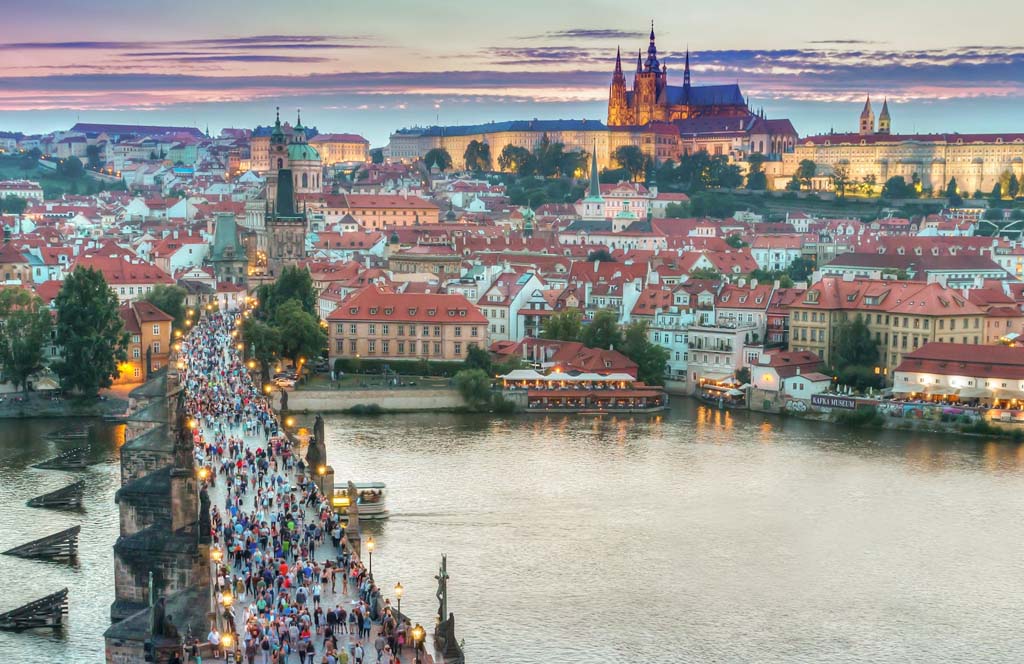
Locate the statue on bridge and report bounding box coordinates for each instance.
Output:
[306,414,327,469]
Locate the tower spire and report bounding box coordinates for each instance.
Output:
[589,144,600,199]
[636,49,642,73]
[684,47,691,88]
[614,46,622,75]
[650,20,655,43]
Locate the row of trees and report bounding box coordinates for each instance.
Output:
[243,266,327,381]
[539,309,669,385]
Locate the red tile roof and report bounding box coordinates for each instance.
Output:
[327,286,486,324]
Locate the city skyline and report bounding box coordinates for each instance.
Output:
[2,0,1023,143]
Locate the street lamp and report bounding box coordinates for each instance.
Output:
[366,536,375,577]
[411,623,425,664]
[394,582,403,618]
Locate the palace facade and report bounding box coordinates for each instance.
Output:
[783,99,1024,194]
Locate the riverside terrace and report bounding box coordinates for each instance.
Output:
[498,369,668,412]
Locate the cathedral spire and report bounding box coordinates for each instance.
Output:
[650,20,655,43]
[683,47,691,89]
[636,49,642,73]
[614,46,622,76]
[589,145,600,199]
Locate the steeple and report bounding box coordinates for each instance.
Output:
[636,49,642,73]
[644,19,659,71]
[859,95,875,135]
[614,46,622,76]
[270,106,285,142]
[683,47,691,89]
[877,97,891,135]
[589,147,600,199]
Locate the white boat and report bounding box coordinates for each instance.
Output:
[331,481,389,520]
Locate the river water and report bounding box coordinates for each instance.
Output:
[1,404,1023,663]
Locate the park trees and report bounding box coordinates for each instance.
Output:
[621,320,669,385]
[581,309,623,350]
[831,315,882,391]
[745,153,767,190]
[274,299,327,368]
[53,267,128,395]
[613,145,647,182]
[498,145,535,176]
[0,289,52,393]
[796,159,817,189]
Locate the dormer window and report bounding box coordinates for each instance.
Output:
[384,308,393,315]
[427,309,436,316]
[369,308,378,315]
[408,308,417,316]
[349,307,358,315]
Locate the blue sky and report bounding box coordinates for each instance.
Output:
[1,0,1022,145]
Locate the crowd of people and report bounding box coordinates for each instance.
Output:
[178,310,419,664]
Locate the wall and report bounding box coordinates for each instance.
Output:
[284,387,465,412]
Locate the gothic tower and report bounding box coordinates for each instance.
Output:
[877,98,891,135]
[608,47,629,126]
[859,96,875,135]
[266,107,288,209]
[634,22,664,125]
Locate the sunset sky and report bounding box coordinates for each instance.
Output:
[2,0,1023,144]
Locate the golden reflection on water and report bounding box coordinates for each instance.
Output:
[112,423,127,447]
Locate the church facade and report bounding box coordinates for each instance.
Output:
[607,25,749,127]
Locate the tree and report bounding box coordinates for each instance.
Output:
[465,344,492,374]
[53,267,129,395]
[141,284,187,331]
[664,201,691,218]
[274,299,327,368]
[0,196,28,215]
[983,208,1004,221]
[881,176,913,199]
[57,157,85,178]
[463,140,492,173]
[242,317,282,383]
[534,134,568,177]
[613,146,647,182]
[1008,173,1020,199]
[423,148,452,172]
[264,266,317,319]
[85,144,103,170]
[497,144,535,176]
[581,309,623,350]
[541,309,582,342]
[831,165,851,199]
[797,160,817,188]
[734,366,751,386]
[746,153,767,190]
[621,320,669,385]
[453,368,492,410]
[785,175,802,192]
[944,177,959,198]
[0,289,52,393]
[832,315,878,370]
[990,182,1002,201]
[725,234,747,249]
[586,249,614,262]
[689,268,721,280]
[370,148,385,164]
[786,256,815,282]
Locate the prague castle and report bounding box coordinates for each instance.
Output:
[607,24,749,126]
[785,97,1024,194]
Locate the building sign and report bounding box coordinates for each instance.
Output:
[811,394,856,410]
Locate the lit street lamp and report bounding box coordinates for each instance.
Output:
[394,581,403,618]
[366,536,375,577]
[411,623,425,664]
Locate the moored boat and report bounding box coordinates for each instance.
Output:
[331,481,389,519]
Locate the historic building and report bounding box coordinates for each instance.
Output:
[265,109,322,210]
[265,169,307,278]
[784,100,1024,194]
[607,24,749,127]
[209,212,248,285]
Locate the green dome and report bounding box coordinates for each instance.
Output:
[287,143,320,162]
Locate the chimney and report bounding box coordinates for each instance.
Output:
[750,278,758,290]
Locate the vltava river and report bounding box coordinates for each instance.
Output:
[1,403,1023,662]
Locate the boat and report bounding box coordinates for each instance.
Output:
[330,481,389,520]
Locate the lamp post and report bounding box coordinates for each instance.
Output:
[394,581,403,618]
[411,623,425,664]
[366,536,375,577]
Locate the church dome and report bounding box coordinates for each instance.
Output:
[287,143,320,162]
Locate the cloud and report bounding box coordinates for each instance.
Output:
[529,29,647,40]
[806,39,884,45]
[0,34,368,51]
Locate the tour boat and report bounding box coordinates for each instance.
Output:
[331,481,389,519]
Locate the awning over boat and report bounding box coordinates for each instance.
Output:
[923,384,958,395]
[957,386,991,399]
[892,383,921,394]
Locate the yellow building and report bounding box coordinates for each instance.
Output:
[783,101,1024,194]
[788,277,987,378]
[115,301,173,385]
[308,133,369,165]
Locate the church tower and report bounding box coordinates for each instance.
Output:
[608,47,629,126]
[877,98,891,135]
[859,96,875,135]
[634,22,665,125]
[266,107,288,209]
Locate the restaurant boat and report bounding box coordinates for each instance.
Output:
[499,369,669,414]
[331,481,389,519]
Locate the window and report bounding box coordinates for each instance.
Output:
[133,367,141,378]
[433,342,441,354]
[368,324,376,335]
[132,334,141,343]
[398,325,404,336]
[422,326,429,337]
[471,327,478,337]
[152,324,161,335]
[153,342,160,354]
[132,347,141,359]
[336,323,345,334]
[382,341,390,354]
[454,343,462,355]
[454,326,462,337]
[336,339,344,352]
[368,340,376,354]
[434,326,441,337]
[382,324,389,335]
[349,340,357,353]
[398,341,405,354]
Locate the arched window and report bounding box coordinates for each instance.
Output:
[302,172,309,188]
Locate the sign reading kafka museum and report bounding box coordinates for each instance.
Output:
[811,394,857,410]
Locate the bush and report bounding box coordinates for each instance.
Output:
[833,405,884,429]
[334,357,465,377]
[345,403,383,416]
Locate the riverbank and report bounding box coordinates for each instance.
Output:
[0,392,127,419]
